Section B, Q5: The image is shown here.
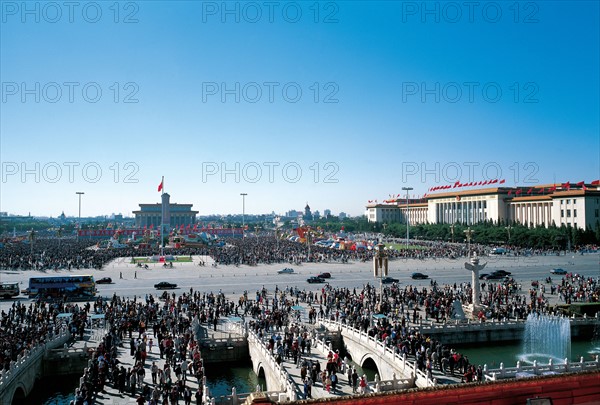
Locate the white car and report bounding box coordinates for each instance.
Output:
[278,268,294,274]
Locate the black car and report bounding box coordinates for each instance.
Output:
[154,281,177,290]
[318,272,331,279]
[492,270,512,276]
[96,277,112,284]
[382,276,399,284]
[411,272,429,280]
[307,276,325,283]
[483,273,506,280]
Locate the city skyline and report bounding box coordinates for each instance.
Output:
[1,1,598,217]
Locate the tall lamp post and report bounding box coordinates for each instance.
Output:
[505,225,512,244]
[240,193,247,237]
[464,226,474,257]
[373,240,388,313]
[450,223,455,243]
[402,187,413,249]
[76,192,84,241]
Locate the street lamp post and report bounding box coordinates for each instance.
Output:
[505,225,512,244]
[240,193,247,237]
[402,187,413,249]
[373,240,388,313]
[450,224,455,243]
[76,192,84,241]
[464,227,474,257]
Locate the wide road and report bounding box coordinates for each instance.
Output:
[1,252,598,312]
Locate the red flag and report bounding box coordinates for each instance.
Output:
[499,179,505,184]
[538,188,545,194]
[157,179,163,192]
[527,187,533,195]
[591,180,600,185]
[562,182,570,190]
[549,185,557,192]
[508,190,512,196]
[516,189,522,195]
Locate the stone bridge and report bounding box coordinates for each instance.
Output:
[0,328,70,405]
[246,329,300,402]
[320,319,436,388]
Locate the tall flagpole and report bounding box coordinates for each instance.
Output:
[161,176,165,256]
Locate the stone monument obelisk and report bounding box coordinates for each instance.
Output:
[464,254,486,317]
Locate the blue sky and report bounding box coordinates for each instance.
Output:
[1,0,598,217]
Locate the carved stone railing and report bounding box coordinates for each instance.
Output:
[0,327,70,394]
[484,356,600,381]
[320,318,435,388]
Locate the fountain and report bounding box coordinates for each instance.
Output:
[520,314,571,364]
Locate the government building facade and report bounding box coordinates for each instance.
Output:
[133,193,198,228]
[366,183,600,231]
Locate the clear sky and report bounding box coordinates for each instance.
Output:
[1,0,598,218]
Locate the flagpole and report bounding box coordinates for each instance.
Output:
[161,176,165,257]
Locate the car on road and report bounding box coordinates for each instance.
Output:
[411,272,429,280]
[96,277,112,284]
[307,276,325,283]
[317,272,331,279]
[381,276,399,284]
[277,268,295,274]
[550,268,567,275]
[154,281,177,290]
[483,273,506,280]
[492,270,512,276]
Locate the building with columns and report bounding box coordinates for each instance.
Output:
[366,183,600,231]
[133,193,198,228]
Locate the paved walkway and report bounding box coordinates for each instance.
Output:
[93,331,203,405]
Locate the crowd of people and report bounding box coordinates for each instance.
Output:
[0,299,89,372]
[1,266,598,404]
[0,234,524,271]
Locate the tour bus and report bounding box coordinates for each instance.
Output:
[0,282,20,299]
[28,275,96,300]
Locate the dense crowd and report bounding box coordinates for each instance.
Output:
[0,235,501,271]
[0,300,88,371]
[2,267,599,404]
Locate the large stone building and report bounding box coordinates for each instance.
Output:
[133,193,198,228]
[366,183,600,230]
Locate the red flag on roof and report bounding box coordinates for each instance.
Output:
[538,188,545,194]
[527,187,533,195]
[591,180,600,185]
[549,185,557,192]
[516,189,522,195]
[499,179,505,184]
[508,190,512,196]
[562,182,571,190]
